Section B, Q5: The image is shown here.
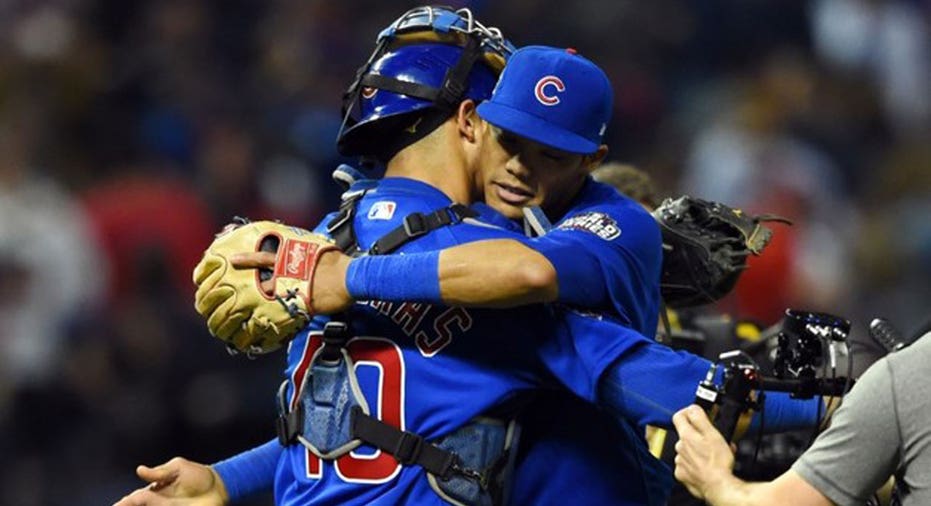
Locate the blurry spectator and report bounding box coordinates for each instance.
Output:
[81,167,214,306]
[592,162,661,208]
[811,0,931,134]
[0,1,925,504]
[0,97,104,411]
[681,54,859,324]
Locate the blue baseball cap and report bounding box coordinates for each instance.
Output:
[477,45,613,155]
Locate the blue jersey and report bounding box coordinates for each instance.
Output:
[212,175,816,504]
[508,179,668,505]
[508,179,820,505]
[457,179,670,505]
[274,177,646,505]
[528,178,662,332]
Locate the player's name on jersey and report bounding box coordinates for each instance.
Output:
[364,300,474,358]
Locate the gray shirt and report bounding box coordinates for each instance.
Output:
[792,332,931,506]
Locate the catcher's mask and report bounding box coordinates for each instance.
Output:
[337,6,514,161]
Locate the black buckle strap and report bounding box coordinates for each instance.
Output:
[350,406,458,479]
[436,36,481,110]
[327,190,367,253]
[370,204,478,256]
[278,402,502,490]
[361,74,440,102]
[318,320,350,362]
[276,407,304,446]
[393,431,425,466]
[403,212,430,237]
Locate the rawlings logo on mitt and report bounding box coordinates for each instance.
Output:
[193,219,338,355]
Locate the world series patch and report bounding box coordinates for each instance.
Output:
[557,212,621,240]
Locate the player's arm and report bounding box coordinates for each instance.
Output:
[590,334,822,431]
[231,229,559,311]
[314,207,656,312]
[230,199,658,312]
[113,440,279,506]
[537,313,822,432]
[211,439,280,500]
[672,405,833,506]
[347,237,558,307]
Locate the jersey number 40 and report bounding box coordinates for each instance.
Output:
[290,334,406,484]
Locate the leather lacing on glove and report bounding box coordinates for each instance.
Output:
[652,196,791,309]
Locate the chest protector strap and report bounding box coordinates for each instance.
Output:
[326,186,478,257]
[369,204,477,255]
[522,205,552,237]
[350,406,458,478]
[350,407,518,506]
[326,189,368,253]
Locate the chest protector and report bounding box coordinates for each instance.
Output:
[276,168,517,505]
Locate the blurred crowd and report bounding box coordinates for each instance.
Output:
[0,1,927,504]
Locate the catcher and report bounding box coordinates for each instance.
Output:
[120,22,818,506]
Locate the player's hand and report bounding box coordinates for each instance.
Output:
[230,248,354,314]
[672,405,737,501]
[112,457,229,506]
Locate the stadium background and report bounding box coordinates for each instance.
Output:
[0,1,927,504]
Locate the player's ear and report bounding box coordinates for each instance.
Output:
[456,99,480,143]
[584,145,609,174]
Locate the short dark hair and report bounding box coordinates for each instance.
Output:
[591,163,659,209]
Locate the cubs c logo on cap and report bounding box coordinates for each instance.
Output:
[534,75,565,106]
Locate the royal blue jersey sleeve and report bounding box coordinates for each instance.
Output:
[212,439,281,500]
[596,338,824,431]
[536,308,656,401]
[542,309,823,431]
[529,180,663,335]
[596,339,716,428]
[342,183,662,336]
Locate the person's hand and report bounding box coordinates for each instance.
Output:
[112,457,229,506]
[230,248,353,314]
[672,405,737,501]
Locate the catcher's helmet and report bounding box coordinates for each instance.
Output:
[338,6,514,160]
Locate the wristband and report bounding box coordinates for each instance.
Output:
[345,252,442,302]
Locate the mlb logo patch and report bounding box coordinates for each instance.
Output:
[368,201,397,220]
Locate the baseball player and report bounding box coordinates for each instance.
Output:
[241,45,818,504]
[117,15,667,504]
[116,9,822,506]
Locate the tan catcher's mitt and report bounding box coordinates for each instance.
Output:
[193,219,338,355]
